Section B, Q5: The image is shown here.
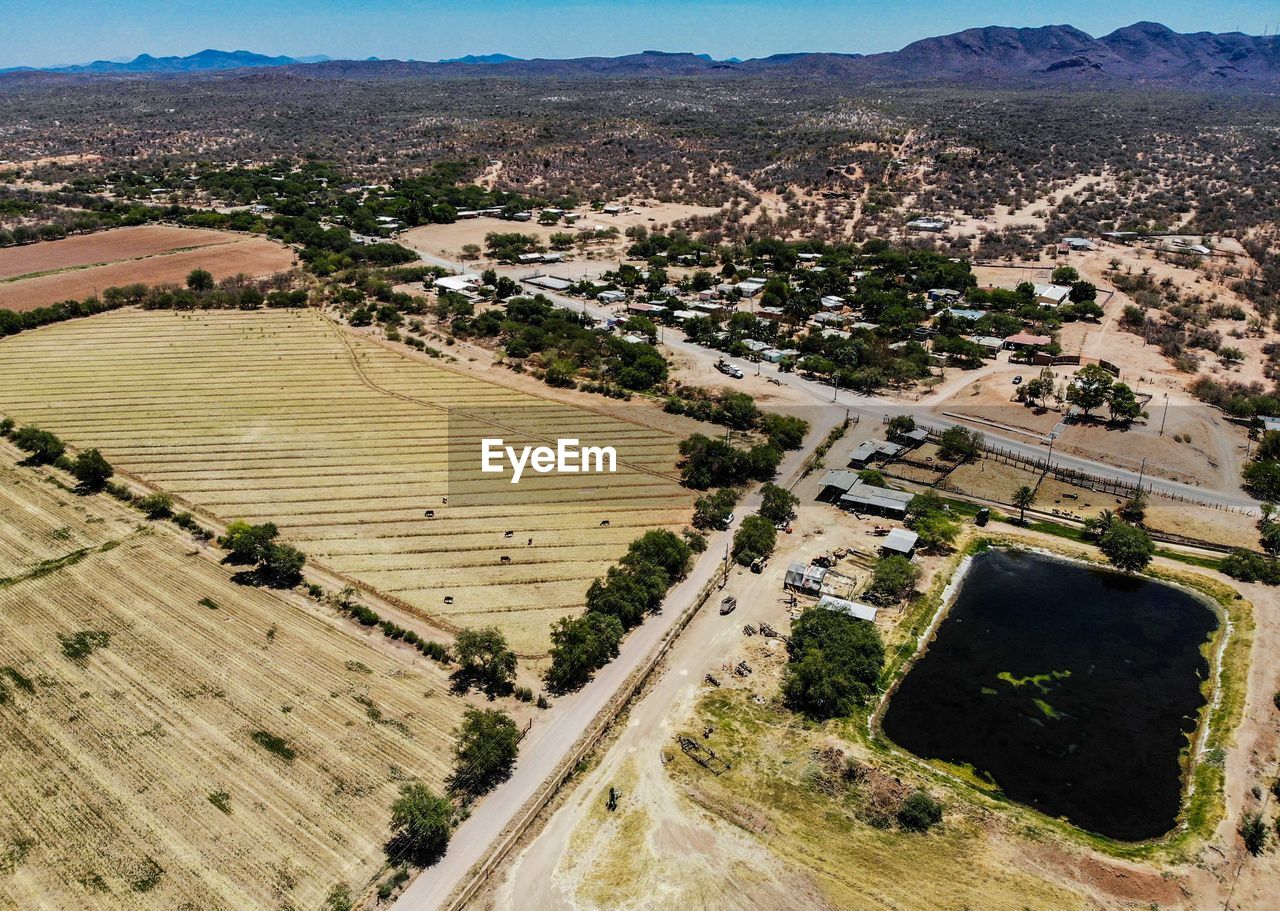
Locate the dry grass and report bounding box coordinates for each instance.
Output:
[942,460,1042,505]
[0,450,466,910]
[0,308,693,653]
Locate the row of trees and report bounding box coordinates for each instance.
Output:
[546,530,694,693]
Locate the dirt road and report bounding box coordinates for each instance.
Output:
[390,409,840,911]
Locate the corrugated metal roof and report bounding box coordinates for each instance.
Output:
[882,528,919,553]
[816,596,878,622]
[839,486,913,513]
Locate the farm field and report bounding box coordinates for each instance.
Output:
[0,225,296,312]
[0,448,466,911]
[0,308,694,653]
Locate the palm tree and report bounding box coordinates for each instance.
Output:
[1012,485,1035,524]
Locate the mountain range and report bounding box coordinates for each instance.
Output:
[2,23,1277,88]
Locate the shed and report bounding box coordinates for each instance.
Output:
[881,528,919,556]
[847,439,903,467]
[815,596,879,623]
[596,290,626,304]
[839,483,913,517]
[435,274,482,293]
[818,469,861,502]
[1005,332,1052,349]
[523,275,573,292]
[785,561,828,594]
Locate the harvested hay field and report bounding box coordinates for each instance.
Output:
[0,226,295,312]
[0,454,466,911]
[0,308,693,653]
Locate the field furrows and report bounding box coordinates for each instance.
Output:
[0,309,693,652]
[0,491,465,910]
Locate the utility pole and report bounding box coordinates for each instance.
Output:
[1159,392,1170,436]
[1137,457,1146,492]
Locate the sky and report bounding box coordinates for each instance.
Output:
[0,0,1276,69]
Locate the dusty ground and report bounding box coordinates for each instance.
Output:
[486,493,1279,911]
[0,228,296,311]
[399,201,718,269]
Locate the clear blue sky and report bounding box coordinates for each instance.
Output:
[1,0,1276,68]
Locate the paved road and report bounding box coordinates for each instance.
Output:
[391,245,1258,910]
[418,249,1259,514]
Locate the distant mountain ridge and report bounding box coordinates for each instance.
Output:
[2,23,1278,87]
[0,49,328,75]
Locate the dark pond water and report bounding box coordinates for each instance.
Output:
[880,549,1218,841]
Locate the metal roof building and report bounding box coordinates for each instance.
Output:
[847,439,903,467]
[785,561,828,594]
[881,528,919,556]
[839,484,913,516]
[816,596,879,623]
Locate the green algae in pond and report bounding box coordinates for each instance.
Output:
[997,669,1071,693]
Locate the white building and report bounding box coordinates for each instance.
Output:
[1034,283,1072,308]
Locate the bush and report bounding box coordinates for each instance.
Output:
[218,520,279,564]
[388,783,454,866]
[259,542,305,587]
[897,790,943,832]
[250,730,297,762]
[135,492,175,519]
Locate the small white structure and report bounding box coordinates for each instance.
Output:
[1034,283,1072,308]
[596,290,626,304]
[435,274,482,293]
[815,596,878,623]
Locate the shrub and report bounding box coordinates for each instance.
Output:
[897,790,943,832]
[1099,521,1155,572]
[1240,811,1268,855]
[136,493,174,519]
[545,611,623,693]
[249,730,297,762]
[867,555,921,604]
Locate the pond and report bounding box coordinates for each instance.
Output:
[880,548,1219,841]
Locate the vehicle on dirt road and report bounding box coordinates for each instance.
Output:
[719,596,737,615]
[715,358,744,379]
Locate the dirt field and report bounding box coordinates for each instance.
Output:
[0,443,467,911]
[0,226,295,312]
[399,201,717,266]
[0,308,693,654]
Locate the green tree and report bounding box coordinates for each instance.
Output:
[1066,364,1114,418]
[620,529,691,579]
[867,554,921,604]
[218,520,279,564]
[781,607,885,719]
[453,626,518,696]
[186,268,215,292]
[545,611,623,693]
[259,542,305,587]
[759,483,799,525]
[937,426,982,463]
[447,708,520,797]
[1240,811,1268,855]
[732,515,777,565]
[1106,383,1144,425]
[388,783,453,866]
[11,426,64,464]
[1051,265,1079,284]
[1012,485,1035,523]
[1099,521,1155,572]
[71,448,113,490]
[886,414,916,442]
[692,488,738,529]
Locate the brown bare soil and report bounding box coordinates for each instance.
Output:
[0,226,238,281]
[0,230,295,312]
